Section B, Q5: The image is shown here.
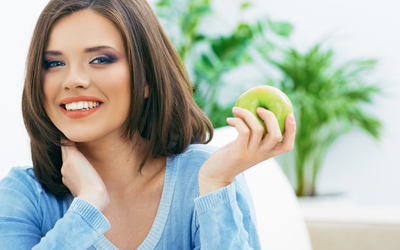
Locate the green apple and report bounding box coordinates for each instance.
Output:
[235,85,293,136]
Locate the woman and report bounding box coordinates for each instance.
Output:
[0,0,296,249]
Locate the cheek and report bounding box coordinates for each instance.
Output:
[95,65,131,98]
[93,65,131,118]
[42,74,60,114]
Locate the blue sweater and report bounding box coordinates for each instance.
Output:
[0,144,261,249]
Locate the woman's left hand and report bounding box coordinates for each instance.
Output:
[198,107,296,196]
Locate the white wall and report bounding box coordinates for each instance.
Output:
[0,0,50,177]
[260,0,400,207]
[1,0,399,207]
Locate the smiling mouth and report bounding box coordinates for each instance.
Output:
[61,101,102,111]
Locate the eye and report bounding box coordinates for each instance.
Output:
[90,56,115,65]
[43,60,65,69]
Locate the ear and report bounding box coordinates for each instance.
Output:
[144,84,149,98]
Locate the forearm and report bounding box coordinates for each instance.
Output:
[194,181,261,249]
[32,198,110,250]
[0,198,110,250]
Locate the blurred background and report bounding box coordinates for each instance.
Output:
[1,0,399,249]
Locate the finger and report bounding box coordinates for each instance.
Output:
[232,107,264,150]
[61,142,68,161]
[60,138,68,144]
[61,138,75,147]
[258,108,282,151]
[226,117,251,150]
[60,138,75,161]
[266,113,296,157]
[278,113,296,152]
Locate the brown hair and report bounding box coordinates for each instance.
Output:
[22,0,213,198]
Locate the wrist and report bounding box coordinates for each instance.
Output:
[78,189,109,212]
[198,175,234,196]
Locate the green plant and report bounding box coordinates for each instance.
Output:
[154,0,382,197]
[262,44,383,196]
[155,0,292,127]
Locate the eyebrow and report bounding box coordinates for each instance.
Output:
[44,51,63,56]
[84,46,118,53]
[44,46,120,56]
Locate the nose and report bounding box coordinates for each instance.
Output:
[62,66,90,91]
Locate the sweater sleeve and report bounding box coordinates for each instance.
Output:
[193,173,261,250]
[0,167,110,250]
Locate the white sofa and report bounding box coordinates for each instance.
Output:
[208,126,312,250]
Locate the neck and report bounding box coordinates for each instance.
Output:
[75,133,166,201]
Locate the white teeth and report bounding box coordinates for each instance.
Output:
[65,101,101,111]
[77,102,83,109]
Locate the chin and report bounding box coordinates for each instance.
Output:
[60,127,104,143]
[63,132,98,143]
[60,125,126,144]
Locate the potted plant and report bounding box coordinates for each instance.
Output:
[260,44,383,196]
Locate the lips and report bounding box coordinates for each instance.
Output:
[60,96,103,105]
[60,96,103,119]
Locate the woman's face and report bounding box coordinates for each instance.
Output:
[42,10,133,143]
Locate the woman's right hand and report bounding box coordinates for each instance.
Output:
[61,138,109,212]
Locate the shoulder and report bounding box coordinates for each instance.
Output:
[168,144,219,193]
[0,166,72,224]
[0,166,43,197]
[170,143,218,176]
[179,144,219,160]
[173,144,219,172]
[0,167,44,222]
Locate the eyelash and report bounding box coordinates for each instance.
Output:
[43,60,65,69]
[90,56,116,65]
[43,56,116,69]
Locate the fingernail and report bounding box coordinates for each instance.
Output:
[288,113,295,123]
[257,107,263,112]
[233,107,241,112]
